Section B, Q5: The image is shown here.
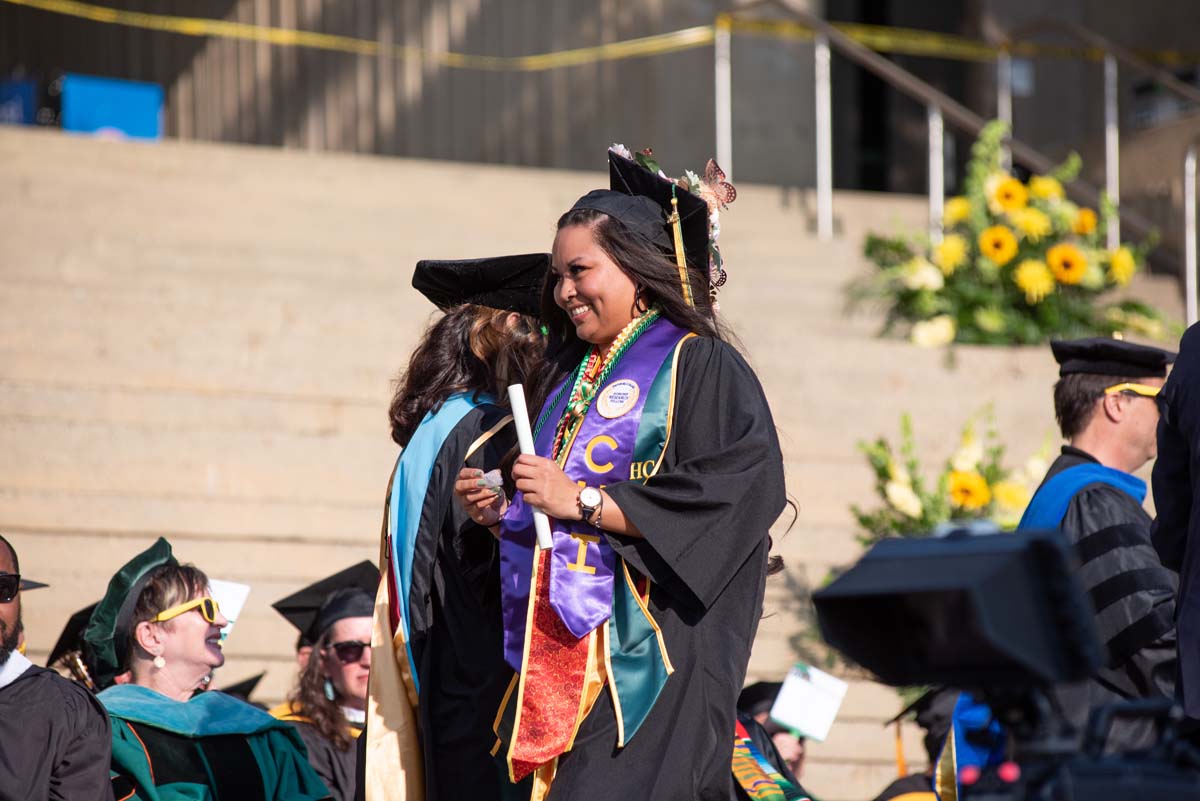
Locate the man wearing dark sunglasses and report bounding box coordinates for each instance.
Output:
[0,534,115,801]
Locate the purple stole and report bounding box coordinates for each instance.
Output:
[500,318,689,668]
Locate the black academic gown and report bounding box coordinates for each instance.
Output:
[1041,446,1177,751]
[289,721,361,801]
[0,662,114,801]
[406,404,519,801]
[545,337,787,801]
[1152,322,1200,722]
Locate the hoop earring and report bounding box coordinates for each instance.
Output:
[634,288,648,314]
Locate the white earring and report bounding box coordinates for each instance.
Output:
[153,655,166,669]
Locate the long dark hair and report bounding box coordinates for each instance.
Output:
[389,304,544,446]
[289,628,353,751]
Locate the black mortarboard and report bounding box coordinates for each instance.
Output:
[272,561,378,647]
[48,601,99,668]
[83,537,177,689]
[886,687,958,763]
[313,587,376,638]
[737,681,782,718]
[220,672,266,702]
[412,253,549,317]
[601,149,711,275]
[1051,337,1175,378]
[18,577,47,591]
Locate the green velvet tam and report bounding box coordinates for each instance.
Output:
[83,537,177,689]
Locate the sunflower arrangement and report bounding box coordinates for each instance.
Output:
[851,409,1050,546]
[853,121,1167,346]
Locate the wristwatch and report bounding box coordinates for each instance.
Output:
[579,486,604,525]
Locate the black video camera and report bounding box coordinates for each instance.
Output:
[812,529,1200,800]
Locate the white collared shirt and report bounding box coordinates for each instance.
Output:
[0,650,32,691]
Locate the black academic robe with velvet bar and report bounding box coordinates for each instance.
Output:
[544,337,787,800]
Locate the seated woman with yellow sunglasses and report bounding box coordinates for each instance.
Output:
[83,537,331,801]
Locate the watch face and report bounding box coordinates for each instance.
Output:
[580,487,603,508]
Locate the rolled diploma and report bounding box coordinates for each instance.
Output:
[507,383,554,550]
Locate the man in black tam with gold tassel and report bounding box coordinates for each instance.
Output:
[1017,337,1178,752]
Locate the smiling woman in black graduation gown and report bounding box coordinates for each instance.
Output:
[455,147,786,800]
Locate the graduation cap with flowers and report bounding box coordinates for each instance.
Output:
[587,144,736,310]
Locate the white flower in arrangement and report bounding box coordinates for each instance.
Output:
[609,143,633,159]
[885,480,924,519]
[1021,455,1049,485]
[951,432,984,472]
[886,459,911,487]
[911,315,957,347]
[899,257,944,292]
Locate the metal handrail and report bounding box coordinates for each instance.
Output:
[1001,19,1200,251]
[1005,19,1200,106]
[722,0,1160,249]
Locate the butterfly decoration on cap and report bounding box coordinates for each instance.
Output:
[612,143,738,310]
[679,158,736,307]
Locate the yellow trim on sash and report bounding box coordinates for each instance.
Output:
[621,560,675,675]
[506,546,546,783]
[648,332,696,479]
[603,619,625,748]
[490,673,519,757]
[530,758,558,801]
[465,414,514,461]
[935,723,958,801]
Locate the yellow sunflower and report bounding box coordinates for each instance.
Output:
[1047,243,1088,285]
[932,234,968,276]
[948,470,992,511]
[1010,207,1052,242]
[1028,175,1064,201]
[992,480,1032,528]
[1073,207,1098,235]
[989,176,1028,213]
[978,225,1018,266]
[943,196,971,227]
[992,480,1032,512]
[1108,246,1136,287]
[1013,259,1055,304]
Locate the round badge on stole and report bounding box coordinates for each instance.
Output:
[597,379,640,419]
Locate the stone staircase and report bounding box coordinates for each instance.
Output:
[0,126,1183,801]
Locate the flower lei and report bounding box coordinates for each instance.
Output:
[547,307,661,466]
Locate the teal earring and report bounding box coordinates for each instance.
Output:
[324,679,335,701]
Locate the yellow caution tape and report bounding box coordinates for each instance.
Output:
[724,15,997,62]
[724,15,1200,66]
[4,0,1197,70]
[1,0,713,69]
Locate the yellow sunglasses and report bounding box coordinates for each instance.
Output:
[1103,382,1161,398]
[153,596,221,624]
